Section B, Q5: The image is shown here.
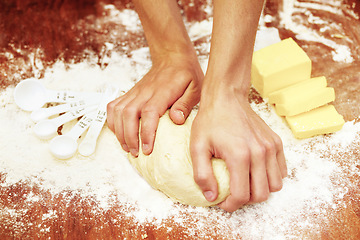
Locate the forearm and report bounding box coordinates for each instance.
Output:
[133,0,196,63]
[203,0,264,99]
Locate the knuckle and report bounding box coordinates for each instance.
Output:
[270,180,283,192]
[174,70,192,82]
[232,193,251,206]
[253,145,266,160]
[107,101,116,112]
[140,122,156,140]
[123,104,137,116]
[113,103,125,114]
[141,104,158,116]
[263,139,276,155]
[252,191,270,203]
[176,101,192,113]
[193,171,209,187]
[273,135,283,147]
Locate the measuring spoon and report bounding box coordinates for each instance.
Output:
[78,87,119,156]
[49,112,96,159]
[30,97,101,122]
[14,79,101,111]
[33,105,97,140]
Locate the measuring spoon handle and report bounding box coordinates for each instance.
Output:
[79,87,119,156]
[45,90,101,103]
[30,97,102,122]
[66,112,96,140]
[52,105,97,128]
[78,109,107,156]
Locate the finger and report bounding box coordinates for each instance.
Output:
[248,144,270,204]
[107,97,122,132]
[140,106,161,155]
[265,144,284,192]
[169,81,200,125]
[276,143,288,178]
[122,100,142,157]
[218,148,251,212]
[269,134,287,179]
[190,139,218,202]
[107,93,136,132]
[112,103,128,152]
[140,88,180,155]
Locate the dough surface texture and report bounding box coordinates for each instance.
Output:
[128,110,230,207]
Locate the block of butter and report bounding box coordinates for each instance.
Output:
[275,87,335,116]
[285,105,345,139]
[268,76,327,104]
[251,38,312,98]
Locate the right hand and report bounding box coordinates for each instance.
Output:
[107,51,204,157]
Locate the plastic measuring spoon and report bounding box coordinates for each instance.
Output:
[78,87,119,156]
[14,79,101,111]
[33,105,97,140]
[49,112,96,159]
[30,97,101,122]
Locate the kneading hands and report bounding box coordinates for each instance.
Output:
[107,0,287,212]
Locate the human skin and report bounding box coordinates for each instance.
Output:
[107,0,288,212]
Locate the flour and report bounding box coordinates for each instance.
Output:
[280,0,355,63]
[1,4,360,239]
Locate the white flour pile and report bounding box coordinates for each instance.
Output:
[1,3,360,239]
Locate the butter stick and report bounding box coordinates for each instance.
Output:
[275,87,335,116]
[268,76,327,104]
[285,105,345,139]
[251,38,312,98]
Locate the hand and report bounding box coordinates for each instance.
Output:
[107,52,204,157]
[190,86,288,212]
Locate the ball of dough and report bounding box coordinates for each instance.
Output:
[128,110,230,207]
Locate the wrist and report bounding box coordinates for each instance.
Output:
[150,42,197,65]
[200,71,250,106]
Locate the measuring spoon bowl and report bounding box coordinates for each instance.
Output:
[14,79,47,111]
[49,135,78,160]
[33,119,59,139]
[33,105,95,139]
[14,79,101,111]
[49,111,96,159]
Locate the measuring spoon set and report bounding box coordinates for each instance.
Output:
[14,79,119,159]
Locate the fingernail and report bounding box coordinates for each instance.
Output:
[204,191,214,201]
[130,148,139,157]
[122,144,129,152]
[142,144,150,154]
[176,110,185,120]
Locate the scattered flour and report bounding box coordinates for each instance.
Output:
[280,0,355,63]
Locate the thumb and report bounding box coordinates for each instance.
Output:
[190,141,219,202]
[170,84,200,125]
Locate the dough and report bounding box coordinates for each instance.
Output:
[128,110,230,207]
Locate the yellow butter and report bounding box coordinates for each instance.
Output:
[285,105,345,139]
[251,38,312,98]
[268,76,327,104]
[275,87,335,116]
